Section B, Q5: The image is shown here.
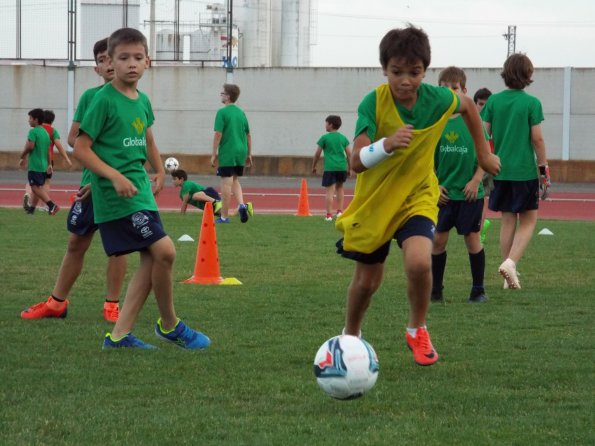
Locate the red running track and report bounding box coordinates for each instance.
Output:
[0,184,594,221]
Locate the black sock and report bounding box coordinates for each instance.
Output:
[47,200,56,209]
[469,249,485,290]
[105,299,119,303]
[51,294,65,302]
[431,251,447,292]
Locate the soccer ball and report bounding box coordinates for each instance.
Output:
[313,335,379,400]
[164,157,179,173]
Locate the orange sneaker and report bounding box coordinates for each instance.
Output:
[21,296,68,319]
[103,302,120,322]
[405,327,439,366]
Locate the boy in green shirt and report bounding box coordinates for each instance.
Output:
[431,67,488,304]
[21,38,126,323]
[211,83,253,223]
[18,108,59,216]
[74,28,210,350]
[171,169,222,215]
[481,53,550,290]
[311,115,351,221]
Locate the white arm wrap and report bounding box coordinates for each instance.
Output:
[359,138,392,169]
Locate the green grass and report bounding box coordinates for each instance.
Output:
[1,209,593,445]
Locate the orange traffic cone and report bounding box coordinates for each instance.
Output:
[296,178,312,216]
[184,202,241,285]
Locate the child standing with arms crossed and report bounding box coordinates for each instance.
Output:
[431,67,488,304]
[311,115,351,221]
[481,53,550,290]
[74,28,210,349]
[335,26,500,366]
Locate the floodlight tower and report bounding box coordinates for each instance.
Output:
[503,25,516,57]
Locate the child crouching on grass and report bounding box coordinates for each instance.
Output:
[171,169,222,216]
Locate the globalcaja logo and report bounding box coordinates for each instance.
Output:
[131,117,145,135]
[445,130,459,143]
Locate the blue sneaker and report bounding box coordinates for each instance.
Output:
[215,217,230,224]
[155,319,211,350]
[238,204,249,223]
[102,332,157,350]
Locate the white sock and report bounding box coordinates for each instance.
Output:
[406,325,427,338]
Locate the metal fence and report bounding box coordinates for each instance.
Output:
[0,0,230,64]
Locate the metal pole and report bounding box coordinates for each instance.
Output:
[150,0,156,60]
[67,0,76,150]
[226,0,234,82]
[16,0,21,58]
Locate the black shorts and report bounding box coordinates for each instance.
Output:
[322,171,347,187]
[489,179,539,213]
[436,199,483,235]
[217,166,244,177]
[67,197,98,236]
[27,171,48,187]
[336,215,436,265]
[98,210,167,257]
[196,187,221,210]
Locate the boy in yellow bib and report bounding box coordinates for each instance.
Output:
[336,25,500,366]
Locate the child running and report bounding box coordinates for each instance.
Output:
[335,25,500,366]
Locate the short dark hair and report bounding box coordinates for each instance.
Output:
[438,66,466,89]
[28,108,44,124]
[93,38,108,63]
[171,169,187,181]
[501,53,533,89]
[379,25,431,69]
[108,28,148,57]
[473,88,492,104]
[223,84,240,103]
[43,110,55,124]
[325,115,342,130]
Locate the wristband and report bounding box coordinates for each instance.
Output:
[359,138,392,168]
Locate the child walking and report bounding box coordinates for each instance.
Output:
[74,28,210,349]
[335,26,500,366]
[311,115,351,221]
[480,53,550,290]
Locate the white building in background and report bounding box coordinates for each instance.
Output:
[234,0,317,67]
[80,0,140,60]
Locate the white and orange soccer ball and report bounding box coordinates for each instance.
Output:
[313,335,379,400]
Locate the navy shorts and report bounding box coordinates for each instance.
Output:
[489,179,539,213]
[336,215,436,265]
[436,199,483,235]
[217,166,244,177]
[98,210,167,257]
[67,197,98,236]
[28,171,48,187]
[195,187,221,210]
[322,171,347,187]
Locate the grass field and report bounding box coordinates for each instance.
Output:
[1,209,593,445]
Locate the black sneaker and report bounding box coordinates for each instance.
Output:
[25,206,35,215]
[238,204,248,223]
[468,288,488,303]
[431,288,444,303]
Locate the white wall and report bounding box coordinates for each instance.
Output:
[1,65,593,160]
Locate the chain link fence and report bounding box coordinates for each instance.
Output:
[0,0,230,65]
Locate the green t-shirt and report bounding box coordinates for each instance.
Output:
[75,85,105,187]
[180,180,206,209]
[435,116,485,201]
[316,131,350,171]
[214,104,250,166]
[480,89,543,181]
[79,83,157,224]
[27,126,51,172]
[355,83,459,141]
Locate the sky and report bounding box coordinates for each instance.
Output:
[1,0,594,68]
[310,0,595,68]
